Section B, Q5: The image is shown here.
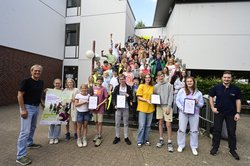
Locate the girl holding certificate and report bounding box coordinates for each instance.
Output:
[136,74,155,148]
[176,76,204,156]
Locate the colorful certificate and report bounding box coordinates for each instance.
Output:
[151,94,161,104]
[40,89,72,125]
[117,95,126,108]
[88,96,98,109]
[183,98,195,114]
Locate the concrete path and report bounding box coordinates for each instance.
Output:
[0,104,249,166]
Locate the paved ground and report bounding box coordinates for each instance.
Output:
[0,104,250,166]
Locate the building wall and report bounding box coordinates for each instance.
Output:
[135,27,166,39]
[165,2,250,71]
[125,2,136,40]
[65,0,135,85]
[0,0,66,60]
[0,46,63,106]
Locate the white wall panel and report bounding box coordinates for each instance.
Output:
[0,0,66,59]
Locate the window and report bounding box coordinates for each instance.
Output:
[67,0,80,8]
[65,24,80,46]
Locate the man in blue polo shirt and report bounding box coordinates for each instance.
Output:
[209,71,241,160]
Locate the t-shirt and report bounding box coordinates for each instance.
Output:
[110,76,119,91]
[106,54,116,65]
[124,72,134,87]
[75,93,90,112]
[19,77,44,105]
[136,84,155,113]
[93,86,108,114]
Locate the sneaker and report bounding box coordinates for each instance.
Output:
[113,137,120,144]
[95,137,102,147]
[74,133,78,139]
[77,138,83,148]
[137,143,142,148]
[16,156,32,166]
[54,138,59,144]
[145,141,151,146]
[192,148,198,156]
[82,137,87,147]
[65,132,70,140]
[49,139,54,145]
[229,150,240,160]
[156,139,164,148]
[124,137,132,145]
[177,146,183,153]
[210,148,218,156]
[167,142,174,152]
[27,143,41,149]
[93,135,99,142]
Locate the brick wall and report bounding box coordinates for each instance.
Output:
[0,45,63,106]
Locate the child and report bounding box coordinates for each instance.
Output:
[75,84,91,147]
[48,78,62,144]
[92,77,108,147]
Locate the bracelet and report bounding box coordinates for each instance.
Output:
[236,112,241,115]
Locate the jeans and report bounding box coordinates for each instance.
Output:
[17,104,39,159]
[137,112,153,144]
[212,113,237,150]
[48,124,61,139]
[115,108,129,138]
[177,111,199,149]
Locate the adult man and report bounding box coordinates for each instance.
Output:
[154,71,174,152]
[101,49,116,65]
[16,64,44,165]
[209,71,241,160]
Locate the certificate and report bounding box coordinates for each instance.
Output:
[183,98,195,114]
[88,96,98,109]
[151,94,161,104]
[117,95,126,108]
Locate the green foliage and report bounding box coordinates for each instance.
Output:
[135,20,145,28]
[196,77,250,104]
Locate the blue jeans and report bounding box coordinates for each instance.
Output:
[137,112,153,144]
[48,124,61,139]
[177,111,199,149]
[17,104,39,159]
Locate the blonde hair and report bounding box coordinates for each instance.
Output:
[80,84,88,89]
[66,78,76,88]
[30,64,43,72]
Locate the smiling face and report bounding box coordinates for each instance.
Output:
[53,79,62,90]
[186,77,194,89]
[222,73,232,86]
[30,65,42,80]
[66,79,74,89]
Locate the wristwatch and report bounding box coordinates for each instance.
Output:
[236,112,241,115]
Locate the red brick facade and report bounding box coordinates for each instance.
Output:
[0,45,63,106]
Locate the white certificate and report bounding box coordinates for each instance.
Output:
[88,96,98,109]
[151,94,161,104]
[183,98,195,114]
[117,95,126,108]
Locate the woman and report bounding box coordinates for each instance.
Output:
[64,78,80,140]
[176,76,204,155]
[136,74,155,147]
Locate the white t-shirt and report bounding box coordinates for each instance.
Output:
[75,93,89,112]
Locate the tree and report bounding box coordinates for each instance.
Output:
[135,20,145,28]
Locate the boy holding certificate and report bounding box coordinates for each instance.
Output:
[112,74,133,145]
[92,77,108,147]
[154,71,174,152]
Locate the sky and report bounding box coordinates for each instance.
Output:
[129,0,157,27]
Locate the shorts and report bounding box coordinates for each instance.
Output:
[92,113,103,123]
[77,111,92,123]
[156,105,173,122]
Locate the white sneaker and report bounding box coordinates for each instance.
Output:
[177,146,183,153]
[77,138,83,148]
[82,137,87,147]
[49,139,54,145]
[54,138,59,144]
[192,148,198,156]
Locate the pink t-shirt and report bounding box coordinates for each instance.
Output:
[93,86,108,114]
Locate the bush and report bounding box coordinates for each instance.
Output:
[196,77,250,104]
